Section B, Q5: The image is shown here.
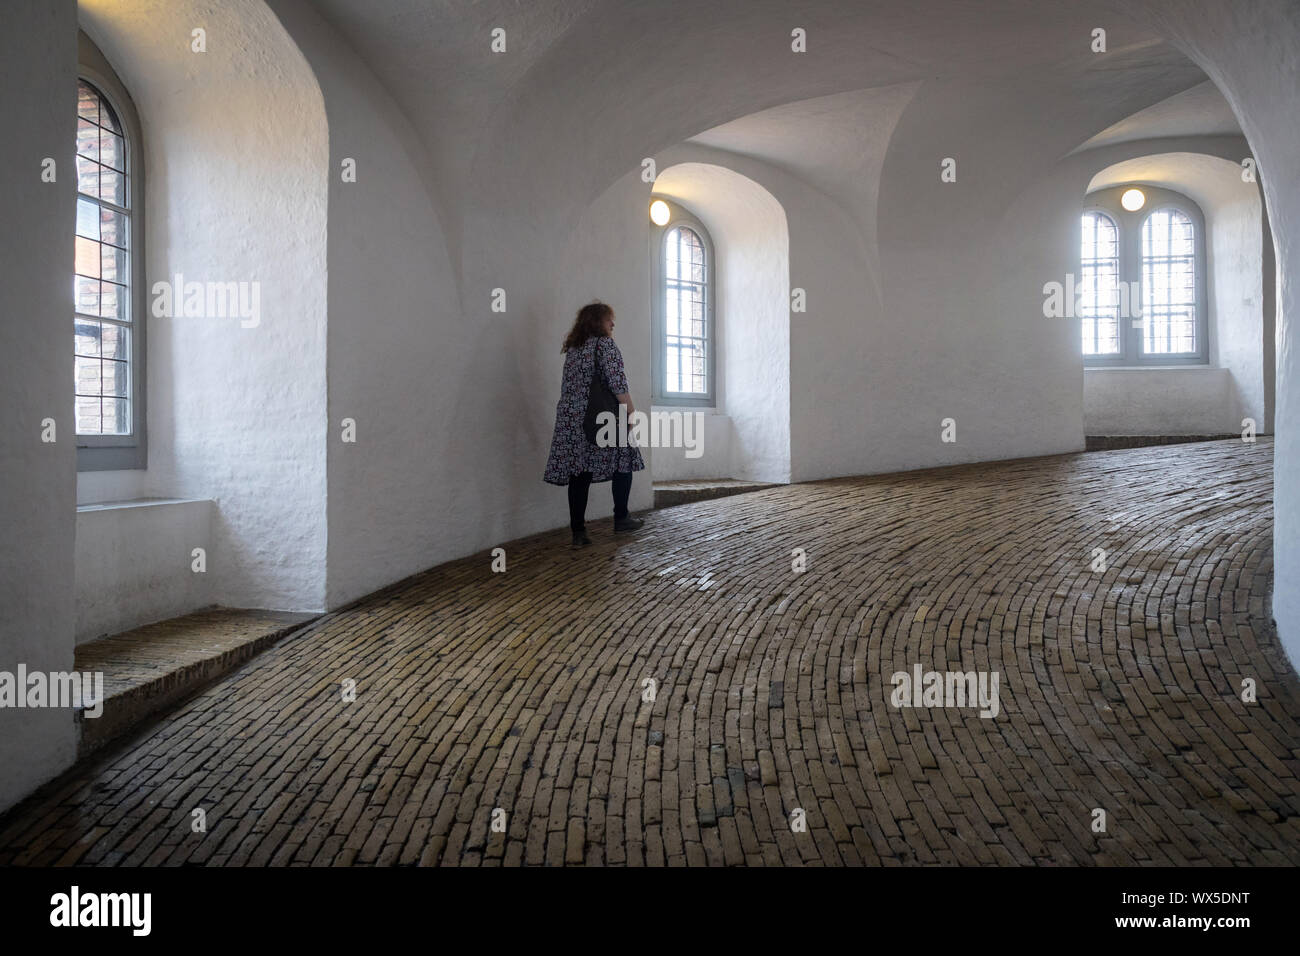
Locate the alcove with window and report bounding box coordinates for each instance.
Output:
[644,163,790,486]
[73,29,212,645]
[72,7,329,643]
[1080,154,1271,441]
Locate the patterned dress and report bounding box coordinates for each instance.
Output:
[544,336,646,484]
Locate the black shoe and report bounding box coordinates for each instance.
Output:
[571,530,591,547]
[613,516,644,533]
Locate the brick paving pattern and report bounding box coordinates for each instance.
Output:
[1,439,1296,865]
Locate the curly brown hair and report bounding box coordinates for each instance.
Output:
[562,301,614,352]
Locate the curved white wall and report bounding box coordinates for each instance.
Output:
[266,0,467,610]
[1117,0,1299,665]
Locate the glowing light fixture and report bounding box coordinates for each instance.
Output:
[1121,188,1145,212]
[650,199,671,226]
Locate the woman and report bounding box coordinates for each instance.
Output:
[544,301,645,546]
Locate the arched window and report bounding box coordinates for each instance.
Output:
[1141,207,1198,355]
[1080,211,1120,356]
[652,201,715,406]
[1080,185,1206,366]
[75,60,145,470]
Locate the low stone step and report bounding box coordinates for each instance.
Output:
[1085,434,1239,451]
[74,607,316,755]
[653,478,780,509]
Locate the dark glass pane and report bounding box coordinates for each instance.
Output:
[75,318,102,358]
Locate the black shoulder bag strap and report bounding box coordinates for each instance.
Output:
[582,337,622,446]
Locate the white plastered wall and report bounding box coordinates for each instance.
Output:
[0,0,81,815]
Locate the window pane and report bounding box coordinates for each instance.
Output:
[102,323,129,361]
[78,82,98,124]
[102,359,129,397]
[99,206,126,247]
[75,318,102,358]
[101,245,127,284]
[75,275,101,316]
[76,396,101,434]
[76,118,99,161]
[100,129,125,173]
[75,354,102,396]
[74,236,100,278]
[76,155,99,197]
[98,95,123,135]
[103,398,129,435]
[76,198,100,240]
[99,167,126,206]
[101,281,128,322]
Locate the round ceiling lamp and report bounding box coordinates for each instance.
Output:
[1121,188,1146,212]
[649,199,671,225]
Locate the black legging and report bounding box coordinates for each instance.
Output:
[568,471,632,533]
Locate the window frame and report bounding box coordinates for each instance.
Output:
[76,33,147,472]
[1138,204,1206,365]
[1081,185,1208,368]
[651,200,716,408]
[1078,209,1122,362]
